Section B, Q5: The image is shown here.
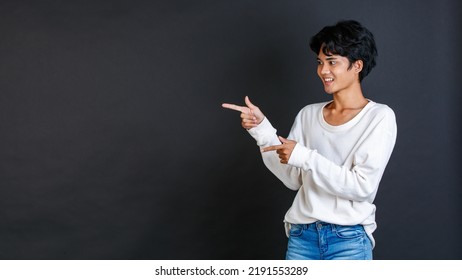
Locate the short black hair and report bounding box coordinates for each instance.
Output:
[309,20,378,82]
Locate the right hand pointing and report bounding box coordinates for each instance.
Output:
[222,96,265,129]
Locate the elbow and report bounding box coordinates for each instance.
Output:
[344,171,379,201]
[346,166,382,201]
[351,179,379,202]
[351,189,375,202]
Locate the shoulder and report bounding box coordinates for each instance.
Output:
[297,101,329,115]
[365,101,397,133]
[366,101,396,120]
[292,101,328,123]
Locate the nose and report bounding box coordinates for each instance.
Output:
[319,63,330,74]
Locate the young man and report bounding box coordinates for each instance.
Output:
[222,20,397,260]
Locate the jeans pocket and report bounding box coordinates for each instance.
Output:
[333,225,364,239]
[289,224,304,237]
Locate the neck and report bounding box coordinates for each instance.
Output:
[329,83,367,110]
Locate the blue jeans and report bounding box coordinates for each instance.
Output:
[285,221,373,260]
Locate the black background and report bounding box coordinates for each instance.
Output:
[0,0,461,259]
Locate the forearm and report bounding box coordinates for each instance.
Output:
[248,118,302,190]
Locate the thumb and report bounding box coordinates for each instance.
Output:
[278,136,289,143]
[244,96,256,109]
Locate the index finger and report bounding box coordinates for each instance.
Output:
[222,103,249,114]
[260,144,283,153]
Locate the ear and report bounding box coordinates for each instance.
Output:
[354,60,363,73]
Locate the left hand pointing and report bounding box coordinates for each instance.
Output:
[260,136,297,164]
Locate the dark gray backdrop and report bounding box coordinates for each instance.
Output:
[0,0,460,259]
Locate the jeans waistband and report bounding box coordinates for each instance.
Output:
[297,221,331,229]
[292,221,363,231]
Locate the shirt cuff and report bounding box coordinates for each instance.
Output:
[288,143,312,169]
[247,117,278,146]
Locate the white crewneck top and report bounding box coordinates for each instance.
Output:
[248,100,397,247]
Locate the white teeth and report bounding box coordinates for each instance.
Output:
[324,78,333,82]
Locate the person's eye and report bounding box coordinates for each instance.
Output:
[317,60,323,65]
[329,61,337,65]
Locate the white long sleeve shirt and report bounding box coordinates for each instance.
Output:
[248,100,397,247]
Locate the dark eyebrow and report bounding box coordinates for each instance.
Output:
[317,56,337,61]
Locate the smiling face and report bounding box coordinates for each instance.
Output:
[317,48,362,95]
